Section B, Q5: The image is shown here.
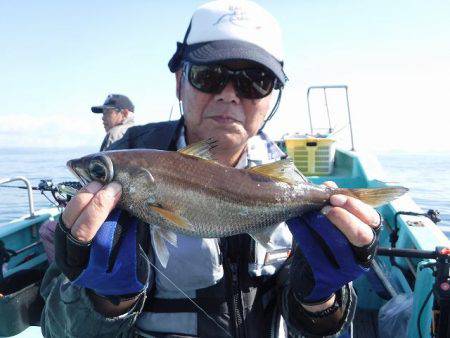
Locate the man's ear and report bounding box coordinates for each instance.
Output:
[175,69,183,100]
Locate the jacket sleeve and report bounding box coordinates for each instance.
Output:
[281,284,356,338]
[40,263,146,338]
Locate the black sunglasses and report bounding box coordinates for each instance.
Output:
[185,63,279,99]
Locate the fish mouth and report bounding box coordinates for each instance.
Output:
[66,159,92,186]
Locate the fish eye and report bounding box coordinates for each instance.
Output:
[88,155,113,183]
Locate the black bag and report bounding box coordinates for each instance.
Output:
[0,268,45,337]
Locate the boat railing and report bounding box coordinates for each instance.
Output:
[306,85,355,151]
[0,177,36,218]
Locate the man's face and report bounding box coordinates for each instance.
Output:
[101,109,124,132]
[177,61,274,154]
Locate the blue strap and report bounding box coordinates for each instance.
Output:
[73,209,147,296]
[287,211,368,302]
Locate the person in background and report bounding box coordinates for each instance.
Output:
[41,1,381,337]
[37,94,137,263]
[91,94,135,151]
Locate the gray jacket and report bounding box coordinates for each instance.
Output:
[40,119,356,338]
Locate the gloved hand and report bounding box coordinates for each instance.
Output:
[287,210,379,304]
[54,182,151,304]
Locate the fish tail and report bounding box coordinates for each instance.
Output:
[335,186,408,207]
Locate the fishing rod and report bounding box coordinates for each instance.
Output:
[0,179,81,208]
[377,246,450,338]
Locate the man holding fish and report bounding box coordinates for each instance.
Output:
[41,1,404,337]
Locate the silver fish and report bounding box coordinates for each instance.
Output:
[67,139,408,267]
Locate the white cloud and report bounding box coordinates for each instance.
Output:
[0,113,103,148]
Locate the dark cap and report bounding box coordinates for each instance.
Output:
[91,94,135,114]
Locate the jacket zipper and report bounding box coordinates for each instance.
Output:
[220,237,247,338]
[229,261,246,338]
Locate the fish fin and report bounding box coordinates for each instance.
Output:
[249,226,278,251]
[177,138,218,161]
[248,159,308,185]
[336,186,409,207]
[128,167,156,199]
[135,168,155,184]
[151,227,170,268]
[150,205,193,230]
[155,226,178,248]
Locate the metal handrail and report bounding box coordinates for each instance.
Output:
[0,177,36,217]
[306,85,355,151]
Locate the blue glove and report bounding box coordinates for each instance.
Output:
[287,211,377,303]
[55,208,151,303]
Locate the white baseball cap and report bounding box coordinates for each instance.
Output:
[168,0,287,85]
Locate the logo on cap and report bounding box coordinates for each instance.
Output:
[214,5,261,29]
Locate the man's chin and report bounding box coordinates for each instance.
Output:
[187,121,248,150]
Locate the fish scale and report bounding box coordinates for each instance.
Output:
[148,156,318,236]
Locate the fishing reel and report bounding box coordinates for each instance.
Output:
[37,179,82,207]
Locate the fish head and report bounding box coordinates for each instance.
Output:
[67,151,159,210]
[67,153,114,186]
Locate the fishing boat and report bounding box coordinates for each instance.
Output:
[0,86,448,338]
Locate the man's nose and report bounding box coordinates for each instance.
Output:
[214,81,240,104]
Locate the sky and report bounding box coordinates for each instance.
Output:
[0,0,449,153]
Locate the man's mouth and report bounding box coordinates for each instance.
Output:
[212,116,235,124]
[209,114,242,124]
